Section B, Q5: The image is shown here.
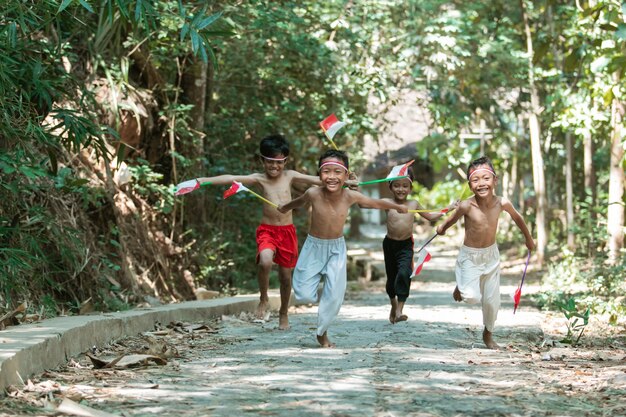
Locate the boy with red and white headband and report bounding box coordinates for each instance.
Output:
[197,134,326,330]
[436,156,535,349]
[278,149,408,347]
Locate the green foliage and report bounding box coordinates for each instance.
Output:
[536,249,626,327]
[411,178,466,209]
[1,0,624,317]
[555,297,590,346]
[128,161,175,214]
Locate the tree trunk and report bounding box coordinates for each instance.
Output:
[520,0,548,266]
[583,130,597,202]
[565,133,575,250]
[607,93,625,264]
[180,57,209,228]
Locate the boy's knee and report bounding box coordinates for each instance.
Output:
[259,253,273,265]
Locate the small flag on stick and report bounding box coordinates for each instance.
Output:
[387,160,414,179]
[223,181,278,208]
[409,208,450,214]
[513,251,532,314]
[319,114,345,150]
[411,250,432,278]
[410,233,438,278]
[175,179,201,196]
[357,160,415,186]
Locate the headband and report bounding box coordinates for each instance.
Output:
[319,161,349,172]
[261,155,288,161]
[468,168,496,180]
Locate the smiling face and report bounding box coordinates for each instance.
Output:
[468,164,497,198]
[390,178,412,202]
[262,154,287,178]
[318,157,349,192]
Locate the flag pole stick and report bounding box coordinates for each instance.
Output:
[415,233,438,254]
[514,251,532,314]
[245,189,278,208]
[409,208,449,213]
[323,131,339,150]
[357,176,408,186]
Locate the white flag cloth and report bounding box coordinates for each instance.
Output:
[411,250,432,278]
[319,114,346,140]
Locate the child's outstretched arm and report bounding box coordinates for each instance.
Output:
[436,200,467,235]
[196,173,261,187]
[290,170,322,187]
[415,199,459,222]
[277,189,312,213]
[352,191,408,213]
[502,198,536,251]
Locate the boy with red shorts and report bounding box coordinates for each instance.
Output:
[198,134,322,329]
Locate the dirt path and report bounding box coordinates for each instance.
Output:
[2,245,625,417]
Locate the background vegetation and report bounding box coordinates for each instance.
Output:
[0,1,624,324]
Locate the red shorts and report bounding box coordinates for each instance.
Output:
[256,224,298,268]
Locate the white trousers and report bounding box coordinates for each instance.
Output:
[455,243,501,332]
[293,235,347,336]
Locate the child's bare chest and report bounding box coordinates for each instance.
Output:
[259,177,292,203]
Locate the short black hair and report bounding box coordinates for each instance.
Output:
[467,156,496,178]
[260,134,289,158]
[318,149,349,170]
[388,167,413,188]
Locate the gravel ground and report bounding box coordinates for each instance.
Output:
[2,245,625,417]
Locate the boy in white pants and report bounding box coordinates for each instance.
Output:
[436,156,535,349]
[278,150,407,347]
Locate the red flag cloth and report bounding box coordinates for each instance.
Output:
[175,179,200,196]
[387,160,414,179]
[411,250,432,278]
[319,114,346,140]
[513,251,532,314]
[223,181,247,199]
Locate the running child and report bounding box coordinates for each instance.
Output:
[278,149,408,347]
[197,134,322,330]
[382,169,457,324]
[436,156,535,349]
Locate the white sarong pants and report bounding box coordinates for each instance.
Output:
[455,243,501,332]
[293,235,347,336]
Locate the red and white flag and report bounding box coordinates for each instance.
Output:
[319,114,346,140]
[175,179,200,196]
[411,250,432,278]
[223,181,248,199]
[387,160,414,180]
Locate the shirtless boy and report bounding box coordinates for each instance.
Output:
[382,169,455,324]
[197,134,321,330]
[436,156,535,349]
[278,149,408,347]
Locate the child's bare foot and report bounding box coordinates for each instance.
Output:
[255,300,268,320]
[389,299,398,324]
[278,312,289,330]
[452,286,462,302]
[395,301,407,322]
[316,332,335,348]
[483,328,500,350]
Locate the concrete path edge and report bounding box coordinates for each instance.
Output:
[0,294,282,393]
